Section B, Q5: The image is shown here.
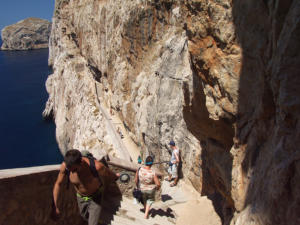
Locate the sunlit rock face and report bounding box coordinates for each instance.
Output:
[1,18,51,50]
[45,0,300,224]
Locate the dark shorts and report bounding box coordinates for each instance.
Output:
[76,188,103,225]
[141,189,155,206]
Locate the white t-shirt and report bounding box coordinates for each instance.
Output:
[171,147,180,163]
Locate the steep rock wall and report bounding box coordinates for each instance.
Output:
[230,1,300,225]
[44,0,300,224]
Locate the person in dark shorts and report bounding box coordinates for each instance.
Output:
[135,155,160,219]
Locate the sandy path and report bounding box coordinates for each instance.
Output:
[105,108,221,225]
[110,112,141,162]
[170,180,222,225]
[96,96,140,162]
[97,103,131,161]
[95,90,221,225]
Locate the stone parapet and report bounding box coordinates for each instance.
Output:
[0,161,143,225]
[0,165,84,225]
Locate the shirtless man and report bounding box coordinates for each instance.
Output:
[52,149,119,225]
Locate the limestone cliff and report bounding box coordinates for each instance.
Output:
[1,18,51,50]
[44,0,300,224]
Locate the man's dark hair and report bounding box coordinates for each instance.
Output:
[64,149,82,169]
[145,155,153,166]
[169,140,175,146]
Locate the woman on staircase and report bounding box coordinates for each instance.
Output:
[135,155,161,219]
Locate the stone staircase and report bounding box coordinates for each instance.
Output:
[111,197,175,225]
[107,180,190,225]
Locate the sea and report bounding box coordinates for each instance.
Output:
[0,39,63,170]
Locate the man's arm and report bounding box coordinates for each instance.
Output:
[174,151,180,163]
[134,170,139,186]
[52,163,66,219]
[154,174,161,190]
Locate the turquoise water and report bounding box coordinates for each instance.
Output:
[0,41,63,169]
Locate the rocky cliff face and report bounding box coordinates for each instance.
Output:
[44,0,300,224]
[1,18,51,50]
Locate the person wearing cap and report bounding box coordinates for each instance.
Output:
[135,155,160,219]
[166,140,180,187]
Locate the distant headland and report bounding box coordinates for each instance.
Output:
[1,17,51,50]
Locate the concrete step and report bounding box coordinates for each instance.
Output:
[113,210,154,225]
[112,196,176,225]
[116,204,152,224]
[112,215,142,225]
[161,180,189,206]
[99,194,122,224]
[108,182,190,225]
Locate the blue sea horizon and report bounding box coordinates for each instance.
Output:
[0,39,63,170]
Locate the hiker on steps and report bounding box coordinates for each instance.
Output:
[135,155,161,219]
[166,140,180,187]
[51,149,119,225]
[117,127,124,139]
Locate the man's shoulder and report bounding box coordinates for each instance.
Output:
[94,159,105,171]
[81,157,100,169]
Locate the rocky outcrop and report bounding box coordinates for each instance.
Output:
[1,17,51,50]
[44,0,300,224]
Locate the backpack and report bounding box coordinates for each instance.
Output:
[65,151,103,189]
[132,167,143,204]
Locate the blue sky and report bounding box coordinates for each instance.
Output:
[0,0,55,31]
